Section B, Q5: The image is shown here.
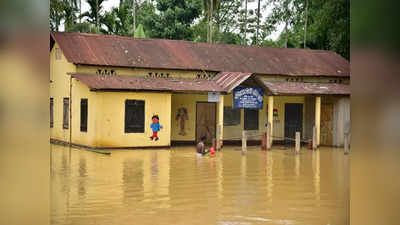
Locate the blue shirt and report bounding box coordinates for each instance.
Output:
[150,123,162,132]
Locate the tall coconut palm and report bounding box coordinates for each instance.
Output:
[63,0,79,31]
[202,0,221,43]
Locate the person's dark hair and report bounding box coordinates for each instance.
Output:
[152,115,159,120]
[200,136,206,141]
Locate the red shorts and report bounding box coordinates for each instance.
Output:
[152,131,158,138]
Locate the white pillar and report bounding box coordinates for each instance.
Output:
[315,96,321,146]
[268,96,274,147]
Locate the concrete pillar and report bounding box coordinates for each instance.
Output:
[268,96,274,147]
[217,95,224,150]
[315,96,321,146]
[295,132,300,154]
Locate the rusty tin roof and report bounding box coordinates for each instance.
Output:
[52,32,350,77]
[214,72,253,93]
[71,73,225,92]
[262,81,350,95]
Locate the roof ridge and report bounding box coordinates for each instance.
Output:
[51,31,338,54]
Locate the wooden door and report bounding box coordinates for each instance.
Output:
[196,102,216,144]
[320,103,333,146]
[284,103,303,144]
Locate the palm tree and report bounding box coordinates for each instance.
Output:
[81,0,107,32]
[63,0,79,31]
[202,0,221,43]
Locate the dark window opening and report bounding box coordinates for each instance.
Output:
[223,106,241,126]
[63,98,69,129]
[80,99,88,132]
[125,100,145,133]
[50,98,54,128]
[244,109,259,130]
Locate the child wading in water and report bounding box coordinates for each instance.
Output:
[150,115,163,141]
[196,136,208,157]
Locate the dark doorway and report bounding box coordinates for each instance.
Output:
[284,103,303,144]
[196,102,216,144]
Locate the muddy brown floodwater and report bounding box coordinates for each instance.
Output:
[51,144,349,225]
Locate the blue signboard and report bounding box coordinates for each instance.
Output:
[233,87,264,109]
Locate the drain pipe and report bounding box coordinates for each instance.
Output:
[69,75,72,151]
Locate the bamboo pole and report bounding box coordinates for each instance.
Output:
[295,132,300,154]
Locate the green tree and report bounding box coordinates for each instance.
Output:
[146,0,202,40]
[202,0,221,43]
[50,0,79,31]
[265,0,349,59]
[134,24,146,38]
[265,0,303,48]
[67,22,98,33]
[100,0,156,37]
[81,0,107,31]
[64,0,79,31]
[50,0,65,31]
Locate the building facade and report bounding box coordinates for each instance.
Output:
[50,32,350,149]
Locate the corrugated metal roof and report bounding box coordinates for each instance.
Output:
[213,72,253,93]
[71,73,225,92]
[262,81,350,95]
[52,32,350,77]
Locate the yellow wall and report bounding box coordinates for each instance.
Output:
[171,93,208,141]
[223,93,305,141]
[96,92,171,148]
[51,44,172,148]
[70,79,99,146]
[50,43,77,142]
[257,74,350,84]
[77,65,218,80]
[171,93,224,142]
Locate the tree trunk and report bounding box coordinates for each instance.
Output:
[303,0,308,48]
[207,8,211,43]
[256,0,261,45]
[284,22,288,48]
[244,0,247,45]
[210,0,213,43]
[133,0,136,36]
[96,0,99,31]
[79,0,82,24]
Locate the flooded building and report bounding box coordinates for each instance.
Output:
[50,32,350,149]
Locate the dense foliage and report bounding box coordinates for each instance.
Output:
[50,0,349,59]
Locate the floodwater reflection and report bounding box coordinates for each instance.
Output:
[51,145,348,225]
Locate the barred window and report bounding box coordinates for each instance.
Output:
[223,106,241,126]
[50,98,54,128]
[125,100,145,133]
[80,99,88,132]
[63,98,69,129]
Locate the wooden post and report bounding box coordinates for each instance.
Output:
[242,130,247,155]
[261,132,267,150]
[344,132,350,155]
[216,124,221,150]
[295,132,300,154]
[312,125,317,150]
